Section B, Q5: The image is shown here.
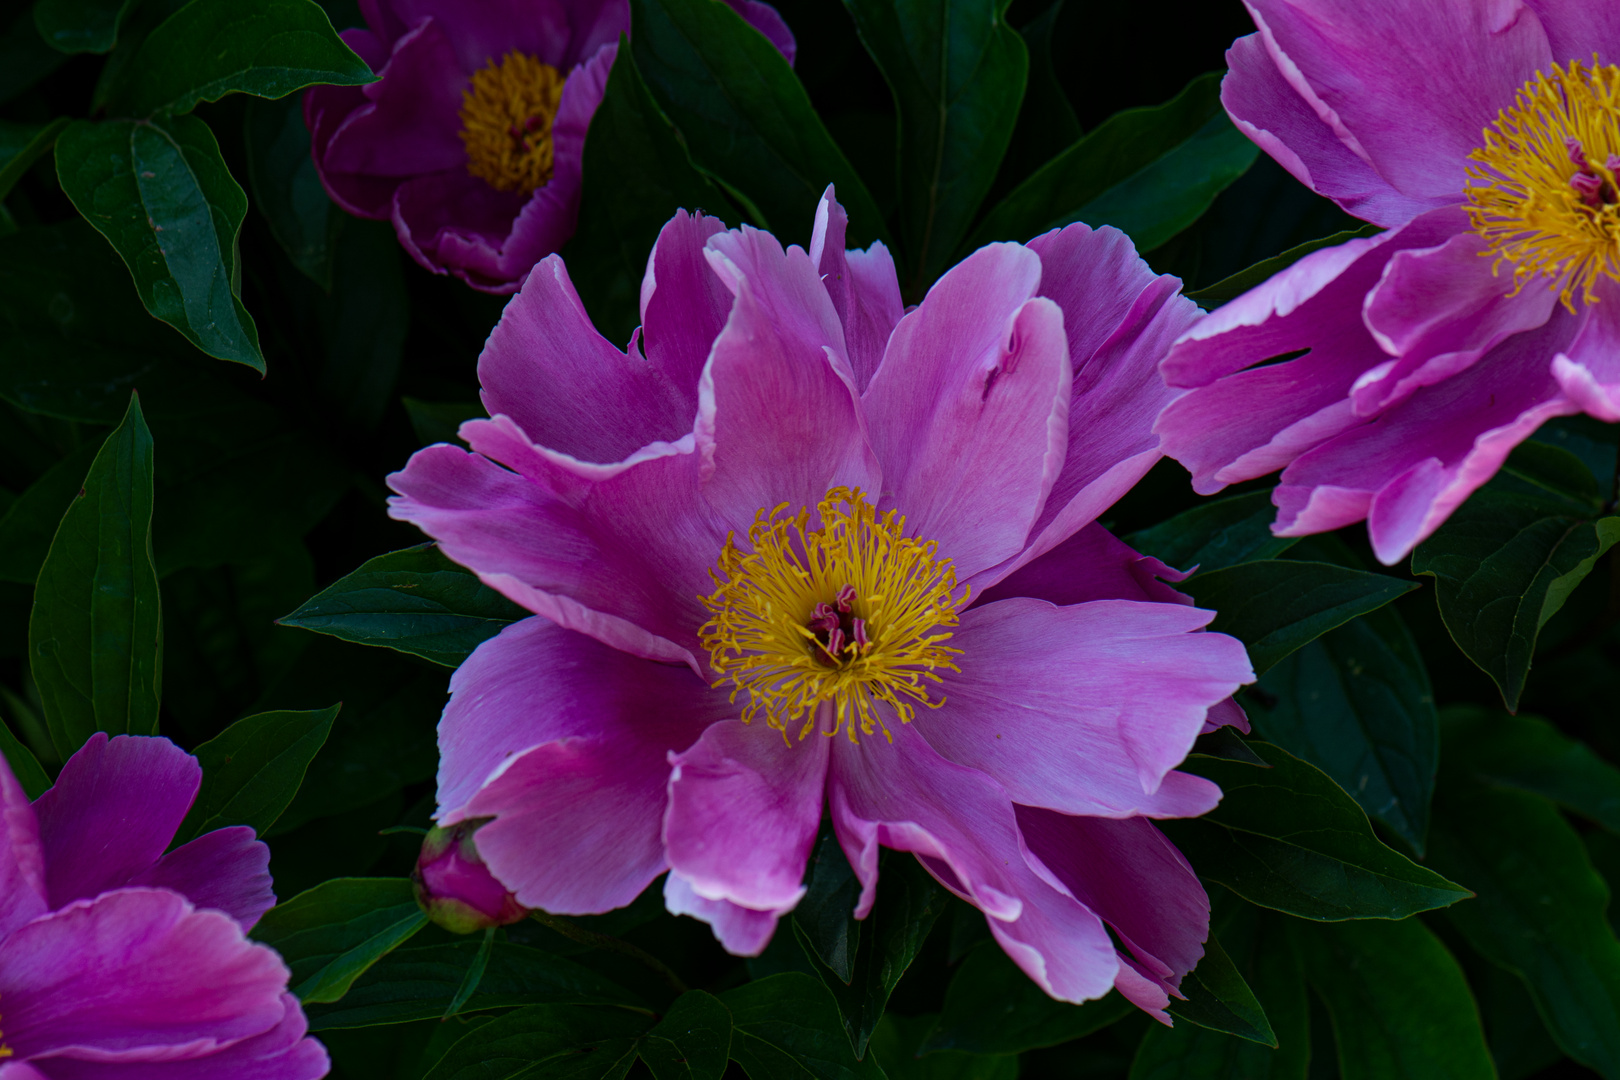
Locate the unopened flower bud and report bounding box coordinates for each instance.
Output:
[412,820,528,934]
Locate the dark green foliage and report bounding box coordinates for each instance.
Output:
[279,544,525,667]
[29,393,162,757]
[7,2,1619,1077]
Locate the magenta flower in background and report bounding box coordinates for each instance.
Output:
[386,188,1254,1018]
[0,735,325,1080]
[304,0,796,293]
[1155,0,1620,564]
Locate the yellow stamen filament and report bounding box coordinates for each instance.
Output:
[699,487,968,744]
[1466,58,1620,311]
[458,51,567,194]
[1,992,11,1058]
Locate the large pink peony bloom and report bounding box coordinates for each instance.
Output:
[387,189,1254,1017]
[1155,0,1620,564]
[0,735,326,1080]
[304,0,794,293]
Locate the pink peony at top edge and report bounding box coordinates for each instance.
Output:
[0,734,326,1079]
[1155,0,1620,565]
[385,186,1255,1022]
[303,0,795,293]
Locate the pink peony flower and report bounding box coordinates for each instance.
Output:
[304,0,795,293]
[386,188,1254,1018]
[1155,0,1620,564]
[0,735,326,1079]
[413,820,530,933]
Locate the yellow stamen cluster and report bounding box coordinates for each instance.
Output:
[699,488,968,744]
[458,51,567,194]
[1466,58,1620,311]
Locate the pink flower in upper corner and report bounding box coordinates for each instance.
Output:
[0,735,326,1080]
[386,187,1255,1020]
[304,0,796,293]
[1155,0,1620,565]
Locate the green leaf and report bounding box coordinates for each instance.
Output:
[1169,935,1275,1046]
[1131,912,1308,1080]
[641,990,733,1080]
[424,1005,648,1080]
[793,827,863,983]
[0,441,102,585]
[32,0,135,54]
[842,0,1027,291]
[251,877,429,1004]
[964,72,1258,255]
[630,0,889,250]
[1161,741,1469,921]
[1246,605,1438,853]
[794,852,948,1056]
[0,118,70,201]
[111,0,373,117]
[243,92,339,287]
[1412,475,1620,710]
[719,973,886,1080]
[563,38,739,346]
[870,1013,1017,1080]
[1427,765,1620,1076]
[1,10,70,102]
[0,713,51,799]
[443,927,496,1019]
[1181,559,1418,675]
[56,115,264,370]
[28,393,161,758]
[172,704,338,844]
[921,941,1134,1055]
[305,938,650,1030]
[1290,919,1495,1080]
[1123,489,1299,575]
[1186,223,1383,308]
[0,219,208,427]
[1440,706,1620,832]
[279,544,527,667]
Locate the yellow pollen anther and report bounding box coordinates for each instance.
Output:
[698,487,969,745]
[458,51,567,194]
[1466,58,1620,311]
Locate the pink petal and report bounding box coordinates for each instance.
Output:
[977,522,1191,610]
[809,187,904,393]
[1242,0,1550,204]
[0,751,46,940]
[388,437,717,666]
[697,229,879,523]
[864,244,1069,578]
[1551,278,1620,421]
[917,598,1247,818]
[663,874,782,956]
[1017,808,1210,1012]
[1525,0,1620,64]
[127,827,275,933]
[390,169,527,288]
[1010,232,1206,573]
[1359,230,1558,414]
[1221,33,1440,226]
[639,210,733,403]
[1277,308,1584,562]
[1156,209,1464,493]
[829,725,1119,1004]
[321,17,467,178]
[478,250,695,464]
[33,735,200,910]
[34,995,328,1080]
[664,720,829,913]
[0,889,287,1062]
[436,619,727,915]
